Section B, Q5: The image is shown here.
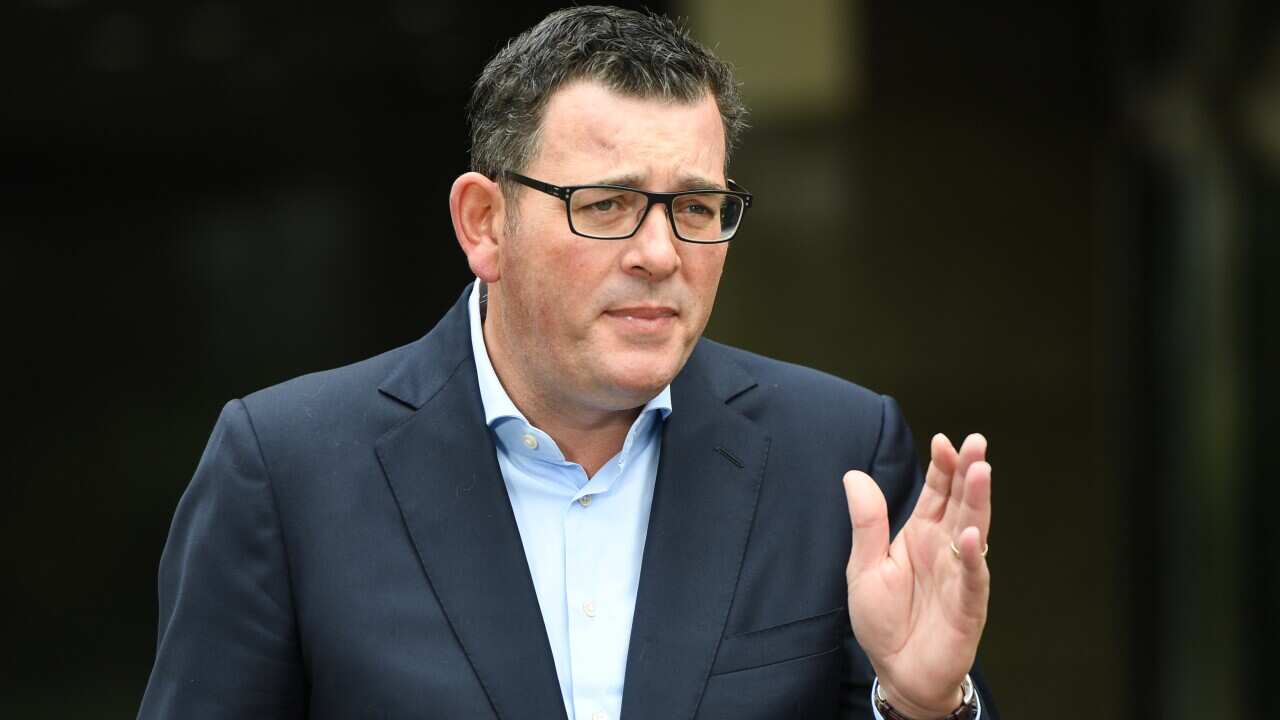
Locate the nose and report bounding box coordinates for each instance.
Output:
[621,201,681,282]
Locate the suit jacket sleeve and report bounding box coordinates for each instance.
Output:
[138,399,307,719]
[838,395,1000,719]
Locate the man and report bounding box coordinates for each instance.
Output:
[140,7,995,719]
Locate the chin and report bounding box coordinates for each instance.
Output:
[597,353,683,405]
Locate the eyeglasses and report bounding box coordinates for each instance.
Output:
[502,171,753,244]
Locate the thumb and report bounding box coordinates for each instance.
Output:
[843,470,890,576]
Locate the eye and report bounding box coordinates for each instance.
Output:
[676,196,719,217]
[573,191,631,214]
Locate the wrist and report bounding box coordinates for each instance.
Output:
[874,675,975,720]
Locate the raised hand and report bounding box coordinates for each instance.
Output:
[843,433,992,717]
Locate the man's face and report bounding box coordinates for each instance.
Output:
[487,80,730,415]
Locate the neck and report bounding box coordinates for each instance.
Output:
[520,400,640,478]
[482,296,642,478]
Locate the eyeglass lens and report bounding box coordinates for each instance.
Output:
[568,187,744,242]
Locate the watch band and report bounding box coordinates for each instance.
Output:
[873,675,978,720]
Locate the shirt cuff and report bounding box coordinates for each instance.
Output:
[869,678,982,719]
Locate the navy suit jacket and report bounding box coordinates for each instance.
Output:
[139,286,997,719]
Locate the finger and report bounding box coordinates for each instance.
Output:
[948,433,987,510]
[959,460,992,543]
[955,526,991,617]
[914,433,957,521]
[843,470,890,577]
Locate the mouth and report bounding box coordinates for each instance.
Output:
[603,305,678,333]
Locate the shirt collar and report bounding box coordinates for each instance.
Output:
[467,280,673,431]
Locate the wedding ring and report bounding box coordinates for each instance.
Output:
[950,540,990,558]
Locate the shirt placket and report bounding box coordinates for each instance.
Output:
[564,452,629,720]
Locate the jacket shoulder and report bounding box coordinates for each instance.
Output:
[239,285,472,425]
[697,338,884,412]
[234,339,425,454]
[244,342,412,410]
[693,338,900,466]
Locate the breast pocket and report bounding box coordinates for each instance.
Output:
[710,607,846,676]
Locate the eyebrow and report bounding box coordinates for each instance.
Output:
[590,172,726,192]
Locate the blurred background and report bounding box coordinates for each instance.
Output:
[4,0,1277,717]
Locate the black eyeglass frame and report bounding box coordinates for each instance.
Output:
[502,171,754,244]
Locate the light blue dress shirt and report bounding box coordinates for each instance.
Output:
[467,282,979,720]
[468,283,670,720]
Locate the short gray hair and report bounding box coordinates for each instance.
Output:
[466,6,749,191]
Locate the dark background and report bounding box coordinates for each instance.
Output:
[5,1,1278,717]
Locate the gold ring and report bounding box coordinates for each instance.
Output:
[950,540,990,558]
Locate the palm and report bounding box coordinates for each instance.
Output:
[843,433,991,714]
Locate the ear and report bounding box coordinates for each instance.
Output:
[449,171,507,283]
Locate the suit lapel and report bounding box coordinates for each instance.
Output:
[621,343,769,720]
[375,289,769,720]
[375,287,568,720]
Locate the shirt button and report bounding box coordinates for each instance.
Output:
[592,713,608,720]
[578,494,593,507]
[521,434,538,450]
[583,600,597,618]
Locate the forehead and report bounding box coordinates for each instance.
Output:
[530,80,727,187]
